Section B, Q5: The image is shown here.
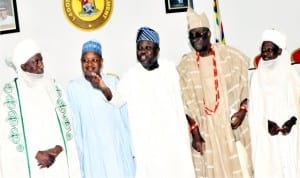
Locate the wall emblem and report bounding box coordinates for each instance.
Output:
[63,0,113,31]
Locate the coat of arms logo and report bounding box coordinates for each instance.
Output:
[63,0,113,31]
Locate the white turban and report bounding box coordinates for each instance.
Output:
[262,29,286,49]
[187,7,210,30]
[13,38,40,72]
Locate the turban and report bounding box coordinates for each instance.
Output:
[262,29,286,49]
[136,27,159,45]
[13,38,40,71]
[0,2,7,10]
[82,40,102,56]
[187,7,210,30]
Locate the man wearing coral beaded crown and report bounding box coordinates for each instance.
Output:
[177,7,253,178]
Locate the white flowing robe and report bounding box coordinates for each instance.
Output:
[112,59,195,178]
[249,51,300,178]
[0,77,81,178]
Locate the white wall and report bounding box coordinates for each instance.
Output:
[0,0,299,88]
[220,0,300,61]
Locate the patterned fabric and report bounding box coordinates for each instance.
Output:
[136,27,159,45]
[0,78,81,178]
[82,40,102,56]
[177,44,253,178]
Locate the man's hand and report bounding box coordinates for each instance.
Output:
[231,98,248,129]
[48,145,63,157]
[231,109,247,129]
[281,116,297,135]
[84,71,102,89]
[191,128,205,155]
[35,145,63,169]
[35,150,55,168]
[85,71,112,100]
[268,120,281,136]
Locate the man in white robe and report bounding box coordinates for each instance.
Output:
[0,39,81,178]
[248,29,300,178]
[110,27,196,178]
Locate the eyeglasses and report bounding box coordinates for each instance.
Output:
[189,30,209,40]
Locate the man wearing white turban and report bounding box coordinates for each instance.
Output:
[177,7,253,178]
[0,39,81,178]
[248,29,300,178]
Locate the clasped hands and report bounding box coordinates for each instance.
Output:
[268,116,297,136]
[35,145,63,169]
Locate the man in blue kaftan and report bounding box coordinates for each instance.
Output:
[66,40,135,178]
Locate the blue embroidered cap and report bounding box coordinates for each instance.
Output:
[136,27,160,45]
[82,40,102,56]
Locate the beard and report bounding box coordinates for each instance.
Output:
[138,58,159,71]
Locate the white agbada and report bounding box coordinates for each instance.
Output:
[248,30,300,178]
[0,39,81,178]
[112,59,195,178]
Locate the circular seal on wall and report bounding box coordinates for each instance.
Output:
[63,0,113,31]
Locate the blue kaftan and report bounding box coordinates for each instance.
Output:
[66,74,135,178]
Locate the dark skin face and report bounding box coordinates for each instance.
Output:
[189,27,212,56]
[81,51,112,100]
[261,41,282,61]
[21,53,44,74]
[81,51,103,79]
[136,40,160,71]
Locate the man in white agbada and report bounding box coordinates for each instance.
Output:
[248,29,300,178]
[0,39,81,178]
[110,27,195,178]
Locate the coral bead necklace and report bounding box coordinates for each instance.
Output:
[196,49,220,115]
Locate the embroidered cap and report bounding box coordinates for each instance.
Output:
[82,40,102,56]
[136,27,160,45]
